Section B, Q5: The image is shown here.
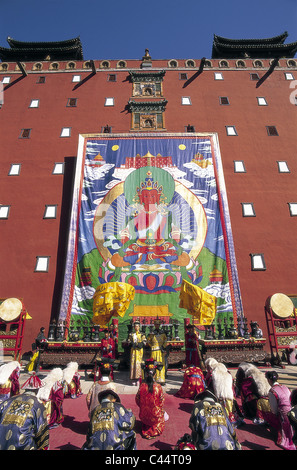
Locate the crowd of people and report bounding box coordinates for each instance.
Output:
[0,320,297,451]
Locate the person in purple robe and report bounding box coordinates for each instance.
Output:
[0,372,49,450]
[82,384,136,450]
[189,388,242,450]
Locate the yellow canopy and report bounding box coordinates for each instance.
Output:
[179,279,217,325]
[92,282,135,327]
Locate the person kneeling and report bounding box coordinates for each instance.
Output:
[189,388,242,450]
[82,384,136,450]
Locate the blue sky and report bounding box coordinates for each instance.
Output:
[0,0,296,60]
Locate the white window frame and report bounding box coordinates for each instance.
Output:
[72,75,81,82]
[52,162,65,175]
[35,256,50,272]
[257,97,267,106]
[60,127,71,137]
[288,203,297,216]
[43,205,58,219]
[0,205,10,219]
[29,99,39,108]
[181,96,192,105]
[241,203,256,217]
[226,126,237,136]
[250,253,266,271]
[214,72,224,80]
[2,77,11,84]
[234,161,246,173]
[8,163,21,176]
[104,97,114,106]
[285,72,294,80]
[277,161,290,173]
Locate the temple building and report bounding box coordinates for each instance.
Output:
[0,33,297,363]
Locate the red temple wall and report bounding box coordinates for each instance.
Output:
[0,57,296,354]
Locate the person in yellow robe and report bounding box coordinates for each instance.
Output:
[127,320,147,385]
[147,319,167,385]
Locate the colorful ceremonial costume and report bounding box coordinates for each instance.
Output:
[189,389,242,450]
[136,360,166,439]
[268,382,296,450]
[175,434,197,450]
[82,385,136,450]
[207,360,244,427]
[128,322,146,383]
[147,322,167,384]
[109,324,119,358]
[86,361,117,418]
[99,331,115,380]
[0,361,20,402]
[37,368,64,429]
[26,327,48,372]
[185,326,203,368]
[175,366,205,399]
[287,389,297,444]
[236,364,278,427]
[0,393,49,450]
[62,362,82,399]
[101,334,115,359]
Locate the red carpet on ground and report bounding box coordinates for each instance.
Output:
[49,393,282,451]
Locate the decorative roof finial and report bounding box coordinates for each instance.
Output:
[143,48,151,61]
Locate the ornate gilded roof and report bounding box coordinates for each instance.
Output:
[212,32,297,58]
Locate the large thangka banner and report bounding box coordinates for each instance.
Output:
[59,133,243,341]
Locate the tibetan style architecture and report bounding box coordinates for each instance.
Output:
[0,33,297,365]
[212,31,297,58]
[0,36,83,62]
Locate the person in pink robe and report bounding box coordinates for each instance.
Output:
[266,370,296,451]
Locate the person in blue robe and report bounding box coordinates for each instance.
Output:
[82,384,136,450]
[0,375,49,450]
[189,388,242,450]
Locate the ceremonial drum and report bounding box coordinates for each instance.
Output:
[0,298,23,322]
[270,293,294,319]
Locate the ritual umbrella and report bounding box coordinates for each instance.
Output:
[92,282,135,328]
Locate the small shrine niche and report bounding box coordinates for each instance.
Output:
[128,100,167,131]
[130,70,165,98]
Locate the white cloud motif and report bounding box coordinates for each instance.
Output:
[184,161,215,179]
[84,163,114,181]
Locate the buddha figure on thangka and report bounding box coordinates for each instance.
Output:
[94,166,207,283]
